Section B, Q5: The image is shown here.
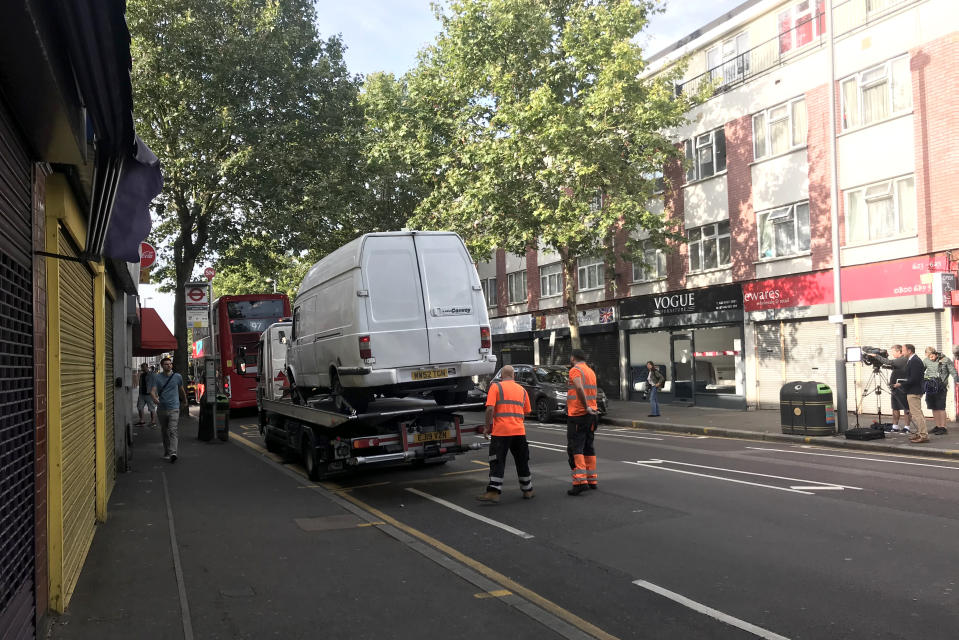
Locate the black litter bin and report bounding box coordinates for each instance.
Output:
[780,381,835,436]
[198,393,230,442]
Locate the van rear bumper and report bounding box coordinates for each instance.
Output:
[340,358,497,390]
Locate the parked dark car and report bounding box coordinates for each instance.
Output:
[489,364,608,423]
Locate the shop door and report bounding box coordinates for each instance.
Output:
[671,334,694,401]
[58,230,97,605]
[0,102,36,639]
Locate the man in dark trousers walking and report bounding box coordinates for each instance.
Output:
[477,365,534,503]
[566,349,599,495]
[893,344,929,444]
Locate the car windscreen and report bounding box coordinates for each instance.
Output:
[534,367,569,384]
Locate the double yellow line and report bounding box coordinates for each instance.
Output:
[231,432,619,640]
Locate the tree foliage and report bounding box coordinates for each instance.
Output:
[128,0,362,378]
[379,0,702,346]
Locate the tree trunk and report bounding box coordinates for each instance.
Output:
[562,256,581,350]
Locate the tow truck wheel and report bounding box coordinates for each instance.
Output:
[302,433,321,481]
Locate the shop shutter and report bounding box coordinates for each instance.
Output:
[541,335,571,367]
[0,102,36,638]
[756,322,783,409]
[782,320,839,408]
[582,332,621,399]
[851,311,944,417]
[105,297,115,494]
[493,340,533,367]
[57,231,96,601]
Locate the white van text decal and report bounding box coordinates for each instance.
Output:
[432,306,472,316]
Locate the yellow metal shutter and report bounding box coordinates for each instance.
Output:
[57,230,96,598]
[105,297,115,494]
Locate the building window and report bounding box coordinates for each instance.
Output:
[688,222,731,272]
[706,32,750,87]
[589,190,603,212]
[758,202,810,259]
[841,55,911,130]
[577,257,605,291]
[753,98,807,159]
[480,277,496,308]
[539,262,562,298]
[631,242,667,282]
[507,270,527,304]
[846,176,916,244]
[779,1,826,55]
[684,128,726,183]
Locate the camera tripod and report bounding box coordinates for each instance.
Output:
[853,365,890,429]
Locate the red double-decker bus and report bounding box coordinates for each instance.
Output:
[199,293,291,410]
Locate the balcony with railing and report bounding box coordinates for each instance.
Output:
[674,0,911,99]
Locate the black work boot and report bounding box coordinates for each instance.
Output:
[567,485,588,496]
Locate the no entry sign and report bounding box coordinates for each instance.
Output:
[139,242,156,269]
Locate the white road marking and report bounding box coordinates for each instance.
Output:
[632,580,791,640]
[404,488,535,540]
[533,425,666,441]
[789,486,845,491]
[623,461,814,495]
[649,459,862,490]
[528,441,567,454]
[746,447,959,470]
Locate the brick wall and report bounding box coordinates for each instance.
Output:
[32,164,48,625]
[806,83,838,270]
[495,248,507,316]
[911,34,959,253]
[726,115,756,281]
[664,153,687,291]
[525,247,539,311]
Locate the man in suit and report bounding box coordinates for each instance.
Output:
[893,344,928,444]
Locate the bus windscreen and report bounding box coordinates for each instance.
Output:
[226,300,286,333]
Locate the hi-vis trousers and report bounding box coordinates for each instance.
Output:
[487,435,533,494]
[567,414,597,487]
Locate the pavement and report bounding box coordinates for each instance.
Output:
[600,398,959,458]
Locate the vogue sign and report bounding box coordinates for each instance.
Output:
[621,283,742,318]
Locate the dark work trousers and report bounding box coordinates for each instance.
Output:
[487,435,533,493]
[567,414,598,487]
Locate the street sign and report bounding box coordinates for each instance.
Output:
[139,242,157,269]
[185,283,210,305]
[187,306,209,328]
[204,267,215,281]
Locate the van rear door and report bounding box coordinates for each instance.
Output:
[413,233,484,365]
[361,235,429,368]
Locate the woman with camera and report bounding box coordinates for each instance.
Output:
[922,347,959,435]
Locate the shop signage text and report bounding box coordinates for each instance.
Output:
[621,283,742,318]
[532,306,617,331]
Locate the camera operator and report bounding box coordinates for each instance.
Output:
[892,344,929,444]
[922,346,959,435]
[876,344,911,433]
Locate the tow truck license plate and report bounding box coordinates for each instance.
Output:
[411,368,448,381]
[414,430,451,443]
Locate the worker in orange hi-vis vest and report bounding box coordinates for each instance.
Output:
[477,365,534,504]
[566,349,599,496]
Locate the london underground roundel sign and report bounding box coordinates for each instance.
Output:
[139,242,157,269]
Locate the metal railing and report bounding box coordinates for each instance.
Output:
[675,0,910,98]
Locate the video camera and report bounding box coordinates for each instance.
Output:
[860,346,889,368]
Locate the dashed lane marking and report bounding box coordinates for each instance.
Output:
[632,580,790,640]
[405,488,535,540]
[747,447,959,470]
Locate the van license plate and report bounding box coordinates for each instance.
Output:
[414,430,450,443]
[411,368,448,380]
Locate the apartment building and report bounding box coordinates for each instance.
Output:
[480,0,959,416]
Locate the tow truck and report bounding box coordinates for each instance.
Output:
[255,322,488,480]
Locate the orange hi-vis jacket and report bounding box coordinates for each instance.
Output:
[567,362,598,417]
[486,380,531,436]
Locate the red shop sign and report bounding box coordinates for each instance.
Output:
[743,254,950,312]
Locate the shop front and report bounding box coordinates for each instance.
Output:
[532,306,621,399]
[489,314,534,377]
[743,253,957,417]
[620,284,745,410]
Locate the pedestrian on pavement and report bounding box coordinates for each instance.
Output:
[136,362,157,427]
[566,349,599,495]
[151,357,187,462]
[646,361,664,417]
[477,365,534,503]
[922,346,958,435]
[893,344,929,444]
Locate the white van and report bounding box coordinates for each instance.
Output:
[287,231,496,412]
[256,321,292,404]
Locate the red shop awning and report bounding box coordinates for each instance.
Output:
[134,307,177,356]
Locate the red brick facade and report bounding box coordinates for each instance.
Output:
[912,34,959,253]
[726,115,757,281]
[805,83,837,270]
[32,165,48,624]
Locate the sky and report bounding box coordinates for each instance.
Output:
[145,0,748,331]
[315,0,749,77]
